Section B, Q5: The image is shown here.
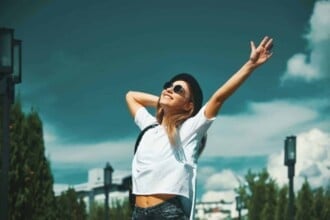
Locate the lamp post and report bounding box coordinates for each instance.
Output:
[104,162,114,220]
[1,27,22,220]
[284,136,296,220]
[236,195,243,220]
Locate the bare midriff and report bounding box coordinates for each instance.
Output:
[135,194,176,208]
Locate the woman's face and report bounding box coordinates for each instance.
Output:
[159,80,193,112]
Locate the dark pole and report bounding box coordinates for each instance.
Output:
[0,27,14,220]
[235,195,242,220]
[284,136,296,220]
[104,162,113,220]
[105,183,109,220]
[0,75,10,220]
[288,165,295,220]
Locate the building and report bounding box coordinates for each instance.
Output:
[54,168,131,212]
[195,200,232,220]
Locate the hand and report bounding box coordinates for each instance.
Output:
[249,36,273,66]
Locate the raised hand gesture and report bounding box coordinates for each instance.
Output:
[249,36,273,66]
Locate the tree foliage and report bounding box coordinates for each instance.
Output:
[296,178,313,220]
[237,169,330,220]
[2,102,88,219]
[275,185,288,220]
[89,199,132,220]
[237,169,277,220]
[55,188,87,220]
[6,103,57,219]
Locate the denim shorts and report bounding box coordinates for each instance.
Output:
[132,196,189,220]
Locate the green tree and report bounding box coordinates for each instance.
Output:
[8,101,31,219]
[55,188,87,220]
[89,202,104,220]
[296,178,313,220]
[110,199,132,220]
[89,198,132,220]
[237,169,330,220]
[260,178,277,220]
[25,110,57,219]
[236,169,279,220]
[275,185,288,220]
[6,102,57,219]
[321,184,330,220]
[245,169,269,220]
[312,187,325,220]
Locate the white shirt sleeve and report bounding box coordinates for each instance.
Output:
[134,107,158,130]
[181,105,216,139]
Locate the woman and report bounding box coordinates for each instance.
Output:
[126,36,273,219]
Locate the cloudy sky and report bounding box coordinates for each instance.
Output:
[2,0,329,206]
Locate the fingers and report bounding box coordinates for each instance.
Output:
[259,36,273,49]
[250,41,256,50]
[249,36,274,63]
[265,37,273,50]
[259,36,273,50]
[259,36,269,48]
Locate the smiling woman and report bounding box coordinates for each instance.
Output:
[125,36,274,219]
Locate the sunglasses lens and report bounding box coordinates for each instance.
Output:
[163,82,185,96]
[173,85,183,94]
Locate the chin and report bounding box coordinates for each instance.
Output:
[159,97,170,105]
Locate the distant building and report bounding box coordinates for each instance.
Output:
[195,200,232,220]
[54,168,131,212]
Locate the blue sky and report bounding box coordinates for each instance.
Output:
[2,0,329,203]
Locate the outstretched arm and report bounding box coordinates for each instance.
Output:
[126,91,159,118]
[204,36,274,119]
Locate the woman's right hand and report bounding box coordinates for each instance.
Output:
[249,36,274,67]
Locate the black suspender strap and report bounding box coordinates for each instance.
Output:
[129,123,158,208]
[133,123,159,154]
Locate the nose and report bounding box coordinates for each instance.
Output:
[165,86,174,93]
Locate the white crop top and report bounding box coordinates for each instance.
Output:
[132,105,215,218]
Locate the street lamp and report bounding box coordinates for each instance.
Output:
[104,162,114,220]
[9,39,22,103]
[12,39,22,84]
[0,27,20,220]
[0,28,14,74]
[284,136,296,220]
[236,195,243,220]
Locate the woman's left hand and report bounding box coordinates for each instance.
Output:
[249,36,273,66]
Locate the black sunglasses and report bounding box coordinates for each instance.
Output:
[163,81,185,95]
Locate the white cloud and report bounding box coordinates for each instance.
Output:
[267,128,330,191]
[282,54,319,82]
[43,123,134,170]
[201,169,245,217]
[204,99,327,157]
[306,1,330,43]
[202,190,237,203]
[205,169,240,191]
[198,166,217,186]
[281,1,330,83]
[47,140,132,165]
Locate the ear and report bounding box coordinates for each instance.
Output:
[184,101,194,112]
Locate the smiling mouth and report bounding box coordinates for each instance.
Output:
[163,94,172,99]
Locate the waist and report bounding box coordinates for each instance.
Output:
[135,194,176,208]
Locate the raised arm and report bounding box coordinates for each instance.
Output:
[126,91,159,118]
[204,36,274,119]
